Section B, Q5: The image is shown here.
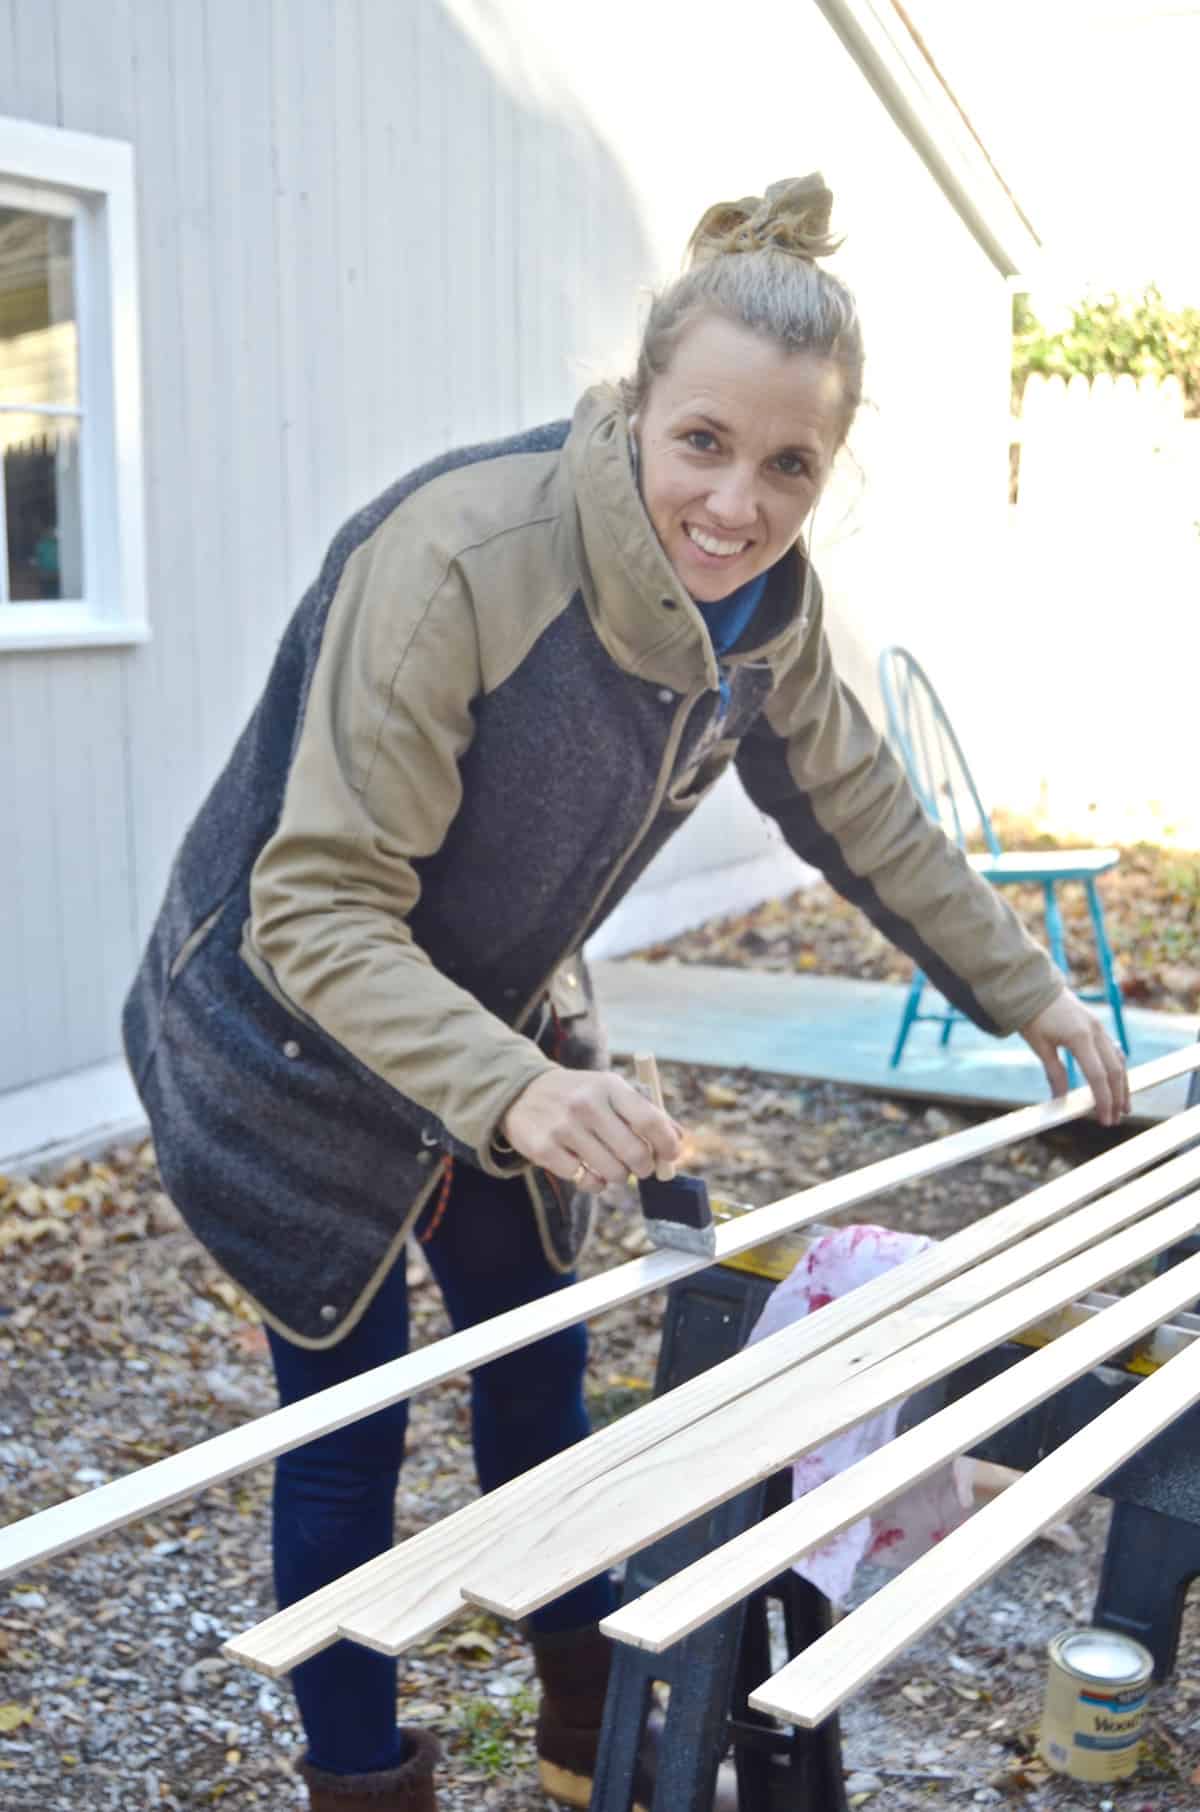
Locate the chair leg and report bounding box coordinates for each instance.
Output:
[1041,879,1069,974]
[1085,878,1131,1055]
[939,1009,955,1048]
[1041,882,1078,1087]
[890,971,925,1067]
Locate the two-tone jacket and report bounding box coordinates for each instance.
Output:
[122,385,1063,1348]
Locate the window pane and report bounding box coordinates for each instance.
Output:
[2,412,84,601]
[0,206,79,408]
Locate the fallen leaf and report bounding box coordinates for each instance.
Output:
[0,1703,35,1734]
[900,1681,937,1706]
[702,1083,739,1109]
[449,1630,498,1659]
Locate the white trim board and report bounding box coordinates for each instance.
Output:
[0,1057,145,1176]
[814,0,1040,277]
[603,1256,1200,1655]
[749,1327,1200,1727]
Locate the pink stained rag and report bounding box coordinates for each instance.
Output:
[747,1223,974,1604]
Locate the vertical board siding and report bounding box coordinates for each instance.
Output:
[122,0,200,970]
[330,0,373,520]
[0,0,140,1090]
[53,0,141,1078]
[1,0,1018,1094]
[202,0,289,710]
[0,4,21,117]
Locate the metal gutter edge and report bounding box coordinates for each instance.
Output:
[814,0,1040,279]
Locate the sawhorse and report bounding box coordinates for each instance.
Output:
[592,1258,848,1812]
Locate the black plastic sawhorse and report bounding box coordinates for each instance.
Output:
[592,1260,849,1812]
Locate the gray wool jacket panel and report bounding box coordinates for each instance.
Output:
[122,385,1061,1348]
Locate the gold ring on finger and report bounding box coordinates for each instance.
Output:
[571,1162,588,1187]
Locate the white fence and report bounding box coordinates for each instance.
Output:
[1003,372,1200,846]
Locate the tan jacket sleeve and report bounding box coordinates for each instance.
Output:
[737,601,1064,1036]
[248,514,553,1169]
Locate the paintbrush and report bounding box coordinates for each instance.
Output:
[634,1052,716,1258]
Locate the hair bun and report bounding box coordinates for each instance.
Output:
[688,174,841,267]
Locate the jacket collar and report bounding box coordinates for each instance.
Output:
[562,385,813,693]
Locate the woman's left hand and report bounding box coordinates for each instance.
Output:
[1018,989,1130,1126]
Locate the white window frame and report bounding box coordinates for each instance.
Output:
[0,116,147,653]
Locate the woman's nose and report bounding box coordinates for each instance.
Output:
[706,470,757,527]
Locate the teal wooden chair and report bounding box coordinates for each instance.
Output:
[877,646,1129,1068]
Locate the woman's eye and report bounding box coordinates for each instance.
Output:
[775,452,811,479]
[685,430,718,452]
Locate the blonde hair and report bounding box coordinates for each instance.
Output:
[625,174,863,449]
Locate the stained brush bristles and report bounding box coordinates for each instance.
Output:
[634,1051,716,1257]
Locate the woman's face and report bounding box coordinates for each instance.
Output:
[633,313,844,602]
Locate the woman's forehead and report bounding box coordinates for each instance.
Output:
[652,316,844,448]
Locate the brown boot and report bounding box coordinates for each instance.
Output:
[298,1730,440,1811]
[530,1624,652,1812]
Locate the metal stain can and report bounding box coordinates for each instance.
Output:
[1037,1627,1154,1782]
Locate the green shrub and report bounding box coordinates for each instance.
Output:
[1013,286,1200,416]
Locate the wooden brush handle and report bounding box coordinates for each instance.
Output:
[634,1052,676,1182]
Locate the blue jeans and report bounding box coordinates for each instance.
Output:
[266,1161,615,1775]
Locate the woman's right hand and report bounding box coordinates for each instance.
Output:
[501,1068,683,1189]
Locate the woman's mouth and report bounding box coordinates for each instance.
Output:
[685,523,750,561]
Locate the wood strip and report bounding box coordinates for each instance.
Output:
[603,1251,1200,1653]
[749,1326,1200,1728]
[223,1110,1200,1675]
[454,1173,1200,1626]
[9,1053,1188,1594]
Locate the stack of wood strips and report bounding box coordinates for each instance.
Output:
[207,1047,1200,1730]
[1,1046,1188,1591]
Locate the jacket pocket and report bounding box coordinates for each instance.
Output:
[664,737,739,813]
[167,900,229,983]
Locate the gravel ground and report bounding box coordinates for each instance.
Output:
[2,1061,1198,1809]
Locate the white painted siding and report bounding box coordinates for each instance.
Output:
[0,0,1018,1090]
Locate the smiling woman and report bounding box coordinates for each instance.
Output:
[633,317,845,600]
[628,179,861,603]
[122,168,1129,1812]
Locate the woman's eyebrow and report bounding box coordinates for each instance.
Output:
[685,411,731,435]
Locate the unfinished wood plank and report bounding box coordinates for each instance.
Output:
[225,1114,1200,1674]
[455,1173,1200,1625]
[603,1250,1200,1653]
[749,1326,1200,1728]
[10,1052,1192,1590]
[0,1243,690,1585]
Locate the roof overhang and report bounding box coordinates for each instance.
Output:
[815,0,1041,280]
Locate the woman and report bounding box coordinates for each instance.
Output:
[123,175,1128,1812]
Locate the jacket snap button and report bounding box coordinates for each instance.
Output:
[417,1150,433,1166]
[503,986,518,999]
[320,1304,338,1323]
[420,1127,439,1146]
[282,1039,301,1060]
[656,688,674,704]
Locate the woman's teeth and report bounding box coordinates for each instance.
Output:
[686,525,748,558]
